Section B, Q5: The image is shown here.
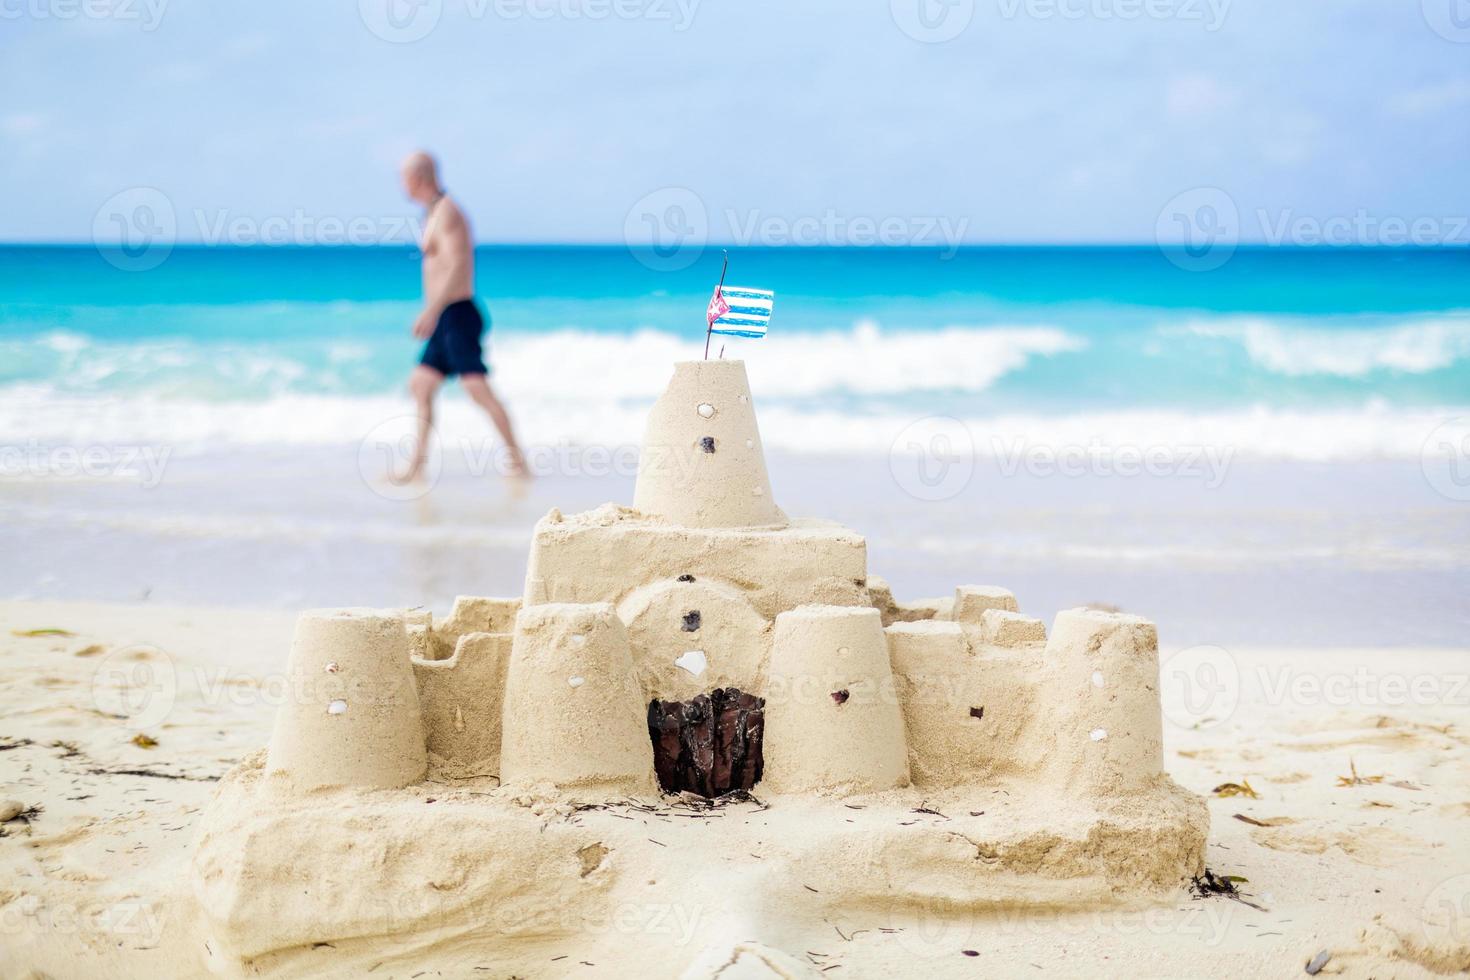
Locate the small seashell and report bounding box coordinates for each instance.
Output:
[567,676,585,688]
[674,650,707,677]
[1305,950,1331,975]
[1090,728,1107,741]
[1091,671,1104,688]
[327,699,348,715]
[324,662,339,674]
[696,403,716,419]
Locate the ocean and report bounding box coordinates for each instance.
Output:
[2,244,1467,644]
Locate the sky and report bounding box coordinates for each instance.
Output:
[2,0,1469,246]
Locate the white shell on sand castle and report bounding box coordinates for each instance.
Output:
[191,360,1208,975]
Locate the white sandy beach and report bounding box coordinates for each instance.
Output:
[2,598,1466,978]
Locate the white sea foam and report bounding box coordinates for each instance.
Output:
[491,320,1086,398]
[1181,314,1470,377]
[3,384,1464,461]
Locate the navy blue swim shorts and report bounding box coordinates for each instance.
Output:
[419,299,490,377]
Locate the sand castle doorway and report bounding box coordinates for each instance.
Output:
[647,689,765,797]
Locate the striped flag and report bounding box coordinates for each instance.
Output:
[707,285,774,338]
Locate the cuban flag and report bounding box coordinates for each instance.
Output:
[707,285,774,338]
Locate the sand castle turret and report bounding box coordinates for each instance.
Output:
[498,602,657,794]
[265,608,427,790]
[634,360,785,529]
[1041,607,1165,794]
[762,605,909,793]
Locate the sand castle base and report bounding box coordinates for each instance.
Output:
[191,753,1205,976]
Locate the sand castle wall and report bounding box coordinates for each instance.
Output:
[616,577,771,702]
[265,608,428,791]
[498,602,657,795]
[634,360,785,529]
[412,631,512,770]
[523,506,868,621]
[762,605,910,794]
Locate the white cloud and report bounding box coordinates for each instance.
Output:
[1165,73,1236,119]
[1385,79,1470,118]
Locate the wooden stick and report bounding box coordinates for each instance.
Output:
[705,250,729,360]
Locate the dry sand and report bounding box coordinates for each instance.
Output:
[1,599,1467,978]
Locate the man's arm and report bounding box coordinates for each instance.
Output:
[412,205,473,339]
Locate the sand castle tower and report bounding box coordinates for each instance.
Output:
[265,608,427,791]
[634,360,785,528]
[498,603,657,794]
[762,605,910,793]
[1041,607,1166,795]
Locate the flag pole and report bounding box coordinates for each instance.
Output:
[704,250,729,361]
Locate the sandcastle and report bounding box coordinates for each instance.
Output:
[191,360,1208,976]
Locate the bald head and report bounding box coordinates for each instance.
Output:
[400,151,441,204]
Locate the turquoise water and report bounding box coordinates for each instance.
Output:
[1,244,1467,453]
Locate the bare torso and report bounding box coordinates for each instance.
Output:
[420,195,474,309]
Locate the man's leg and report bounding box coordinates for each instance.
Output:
[459,373,528,477]
[396,365,444,483]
